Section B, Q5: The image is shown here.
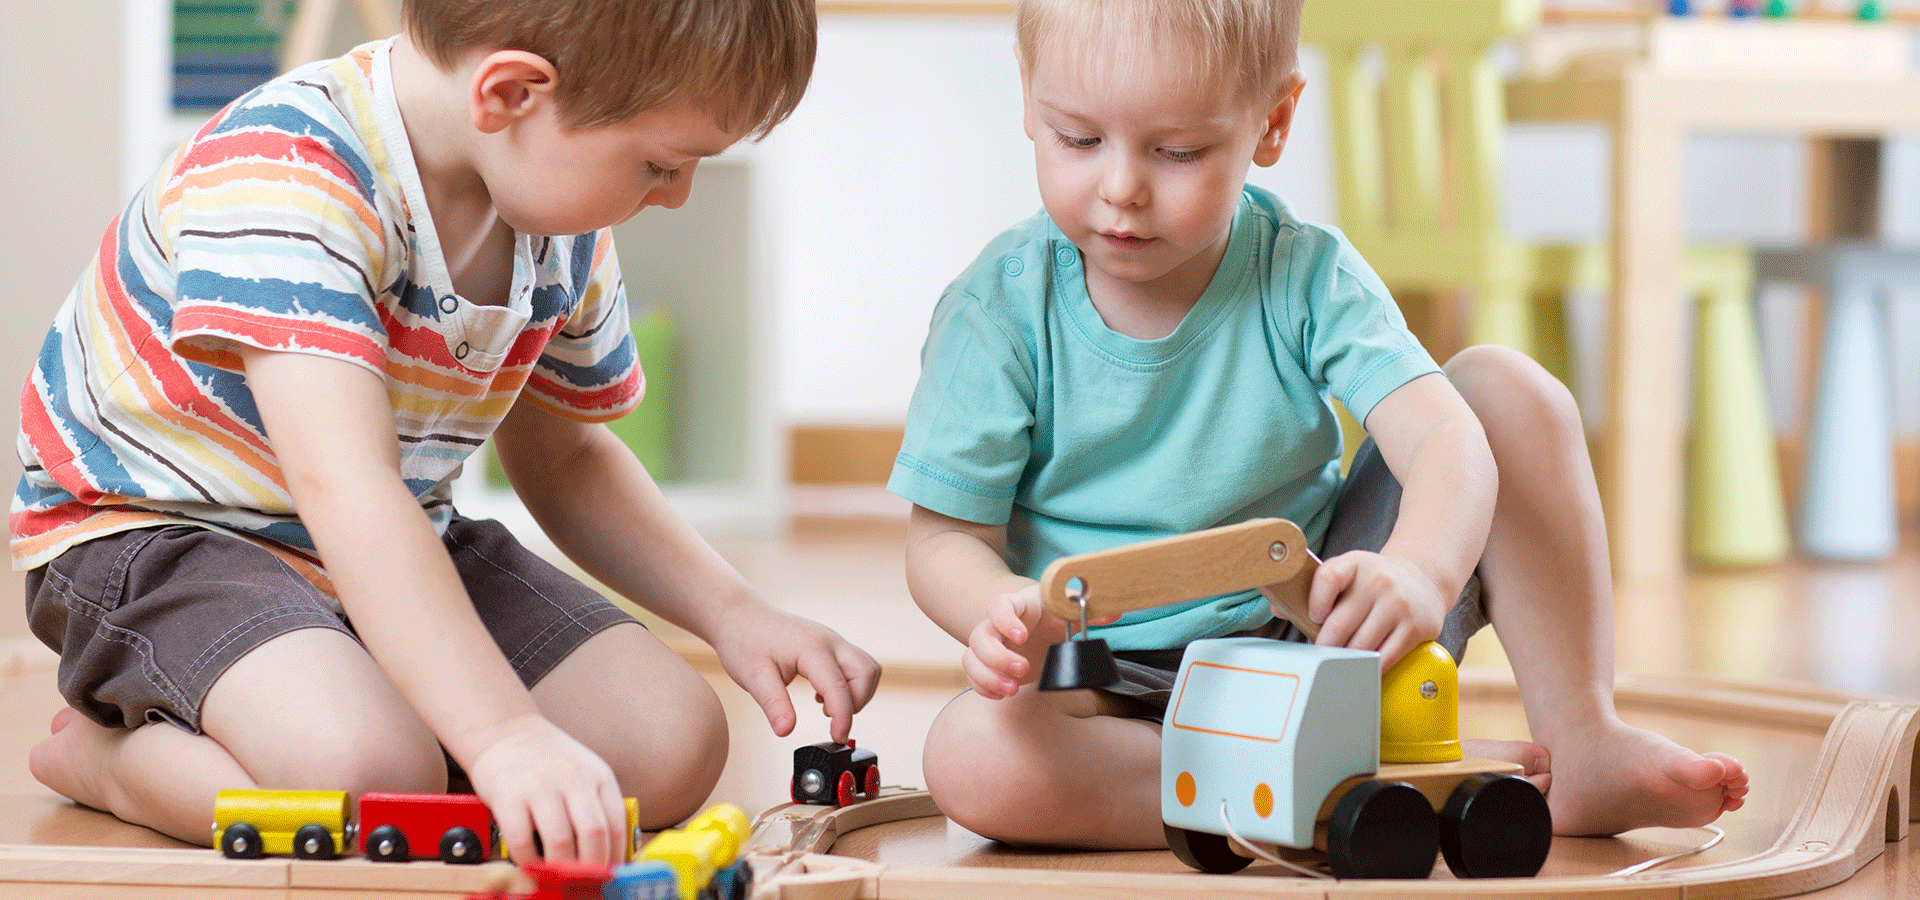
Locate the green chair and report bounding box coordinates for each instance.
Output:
[1302,0,1786,568]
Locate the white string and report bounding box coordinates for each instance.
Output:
[1605,825,1725,877]
[1216,800,1334,880]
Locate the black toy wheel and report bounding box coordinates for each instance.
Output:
[1164,824,1253,874]
[1327,779,1439,879]
[365,824,410,862]
[1440,773,1553,878]
[292,823,336,860]
[440,826,486,864]
[712,858,753,900]
[219,822,264,859]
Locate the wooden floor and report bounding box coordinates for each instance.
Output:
[1,509,1918,897]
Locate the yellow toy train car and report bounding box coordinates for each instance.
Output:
[213,789,351,860]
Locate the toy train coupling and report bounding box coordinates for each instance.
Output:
[1039,584,1120,691]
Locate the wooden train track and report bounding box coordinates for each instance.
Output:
[746,676,1919,900]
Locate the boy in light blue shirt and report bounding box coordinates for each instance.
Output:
[890,0,1749,848]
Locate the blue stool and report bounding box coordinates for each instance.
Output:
[1754,243,1920,560]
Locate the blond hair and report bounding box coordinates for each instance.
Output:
[1014,0,1301,103]
[404,0,814,137]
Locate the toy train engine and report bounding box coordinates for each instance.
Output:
[359,791,495,863]
[214,789,351,860]
[1160,637,1551,880]
[791,739,879,807]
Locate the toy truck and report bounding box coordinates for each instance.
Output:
[1037,518,1552,879]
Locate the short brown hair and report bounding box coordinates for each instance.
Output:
[1015,0,1301,104]
[405,0,815,137]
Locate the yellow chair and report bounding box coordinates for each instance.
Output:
[1302,0,1787,568]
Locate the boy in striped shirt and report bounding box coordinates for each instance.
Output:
[14,0,876,862]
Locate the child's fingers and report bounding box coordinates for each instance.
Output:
[562,788,622,866]
[1307,556,1354,628]
[495,806,537,865]
[837,644,882,711]
[969,619,1031,680]
[799,652,858,744]
[989,596,1035,646]
[736,658,800,737]
[961,649,1018,699]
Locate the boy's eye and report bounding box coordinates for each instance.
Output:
[646,162,681,183]
[1052,132,1099,150]
[1160,148,1206,163]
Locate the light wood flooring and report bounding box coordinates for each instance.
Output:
[0,509,1917,897]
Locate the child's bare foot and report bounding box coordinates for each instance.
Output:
[29,708,122,814]
[1461,736,1552,794]
[1540,717,1748,836]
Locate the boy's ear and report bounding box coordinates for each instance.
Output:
[1253,69,1308,168]
[470,50,560,134]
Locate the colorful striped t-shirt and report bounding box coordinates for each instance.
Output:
[12,40,643,578]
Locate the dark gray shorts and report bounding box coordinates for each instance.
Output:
[24,515,636,733]
[1101,439,1489,721]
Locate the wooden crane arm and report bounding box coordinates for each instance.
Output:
[1036,518,1322,641]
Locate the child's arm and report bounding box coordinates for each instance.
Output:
[905,505,1103,698]
[1308,372,1496,668]
[241,347,629,866]
[489,399,879,742]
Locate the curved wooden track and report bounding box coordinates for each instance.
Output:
[744,673,1920,900]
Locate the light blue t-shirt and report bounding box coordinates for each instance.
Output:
[888,186,1438,651]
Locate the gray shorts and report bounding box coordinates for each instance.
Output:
[1101,439,1489,721]
[24,515,636,733]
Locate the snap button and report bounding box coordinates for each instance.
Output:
[455,342,470,360]
[440,295,458,314]
[1003,258,1024,277]
[1055,245,1077,267]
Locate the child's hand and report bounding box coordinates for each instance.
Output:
[960,584,1119,699]
[464,713,630,866]
[1305,550,1448,669]
[710,605,880,744]
[961,584,1053,699]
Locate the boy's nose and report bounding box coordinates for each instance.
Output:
[1098,154,1148,208]
[649,161,699,211]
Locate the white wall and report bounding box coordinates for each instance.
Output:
[771,10,1920,437]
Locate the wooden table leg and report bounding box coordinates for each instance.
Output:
[1602,76,1690,583]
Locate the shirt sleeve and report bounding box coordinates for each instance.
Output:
[167,124,390,376]
[1280,226,1440,425]
[887,289,1038,526]
[521,230,644,423]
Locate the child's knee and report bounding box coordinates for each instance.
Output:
[1446,344,1581,439]
[260,716,447,796]
[921,699,1059,842]
[606,682,727,828]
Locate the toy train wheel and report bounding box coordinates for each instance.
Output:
[1163,824,1253,874]
[836,770,857,808]
[366,824,410,862]
[440,826,486,864]
[1439,773,1552,878]
[219,823,264,860]
[863,764,882,801]
[1327,779,1439,879]
[293,823,336,860]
